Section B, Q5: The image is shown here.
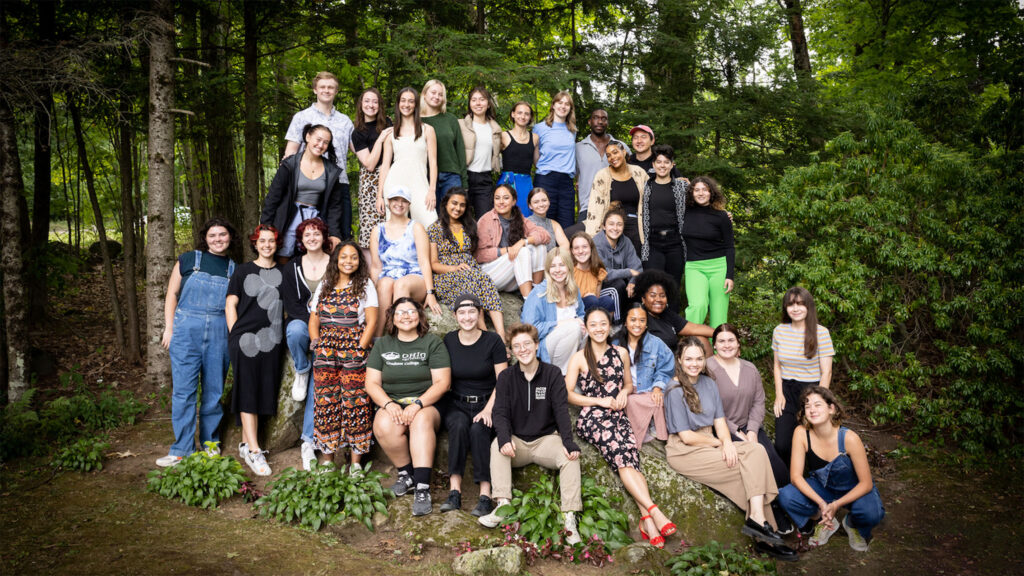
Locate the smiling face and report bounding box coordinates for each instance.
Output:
[424,84,445,110]
[398,91,417,118]
[393,301,420,333]
[360,91,380,120]
[548,255,569,284]
[585,311,611,343]
[255,229,277,259]
[388,196,410,217]
[803,393,836,426]
[606,144,625,168]
[469,90,489,117]
[305,127,332,157]
[625,307,648,339]
[552,96,571,121]
[510,332,538,365]
[603,213,624,240]
[713,329,739,360]
[314,79,338,105]
[692,182,711,206]
[445,194,467,221]
[653,154,674,179]
[205,226,231,256]
[631,131,653,154]
[511,103,533,127]
[570,236,591,265]
[785,298,808,323]
[455,305,480,332]
[528,190,550,217]
[493,186,514,217]
[680,344,705,380]
[301,225,324,254]
[642,283,668,315]
[337,244,361,277]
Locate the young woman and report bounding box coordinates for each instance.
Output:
[369,186,442,337]
[566,308,677,548]
[525,187,570,253]
[308,241,378,468]
[615,304,674,447]
[366,298,451,516]
[351,88,393,250]
[280,218,331,470]
[379,87,438,228]
[262,124,349,260]
[683,176,734,328]
[593,208,643,307]
[664,337,794,557]
[459,87,503,218]
[708,323,792,532]
[157,219,238,467]
[420,79,467,203]
[498,102,539,216]
[569,232,618,319]
[778,387,885,551]
[639,145,687,290]
[532,91,577,229]
[428,188,506,341]
[633,269,713,355]
[772,287,834,465]
[475,184,550,298]
[583,141,649,255]
[227,225,285,477]
[438,294,508,517]
[520,248,586,375]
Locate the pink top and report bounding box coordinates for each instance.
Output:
[474,210,551,264]
[706,356,766,436]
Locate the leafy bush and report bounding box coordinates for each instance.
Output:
[666,540,776,576]
[740,105,1024,460]
[41,388,148,441]
[0,390,44,461]
[256,461,391,531]
[51,436,110,472]
[147,444,247,509]
[499,474,631,552]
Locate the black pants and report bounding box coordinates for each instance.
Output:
[643,229,684,310]
[773,379,817,466]
[732,427,790,488]
[467,171,494,220]
[440,394,494,483]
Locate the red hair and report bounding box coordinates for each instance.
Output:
[294,218,328,253]
[249,224,279,252]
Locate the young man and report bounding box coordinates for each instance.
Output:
[282,71,354,248]
[575,109,628,223]
[627,125,681,180]
[478,323,583,545]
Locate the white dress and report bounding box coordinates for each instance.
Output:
[384,134,436,227]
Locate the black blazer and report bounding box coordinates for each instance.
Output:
[261,153,351,242]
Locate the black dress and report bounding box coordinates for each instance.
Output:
[228,262,285,416]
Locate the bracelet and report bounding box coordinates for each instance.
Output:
[425,289,435,295]
[383,400,395,409]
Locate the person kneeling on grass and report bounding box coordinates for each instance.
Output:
[478,323,583,545]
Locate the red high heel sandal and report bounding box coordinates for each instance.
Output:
[639,515,665,549]
[648,504,677,537]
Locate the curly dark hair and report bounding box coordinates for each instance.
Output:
[319,241,370,307]
[437,188,478,252]
[633,269,678,307]
[294,217,329,255]
[196,218,238,252]
[383,297,430,337]
[687,176,725,211]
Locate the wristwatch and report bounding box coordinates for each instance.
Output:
[425,289,435,295]
[413,399,424,408]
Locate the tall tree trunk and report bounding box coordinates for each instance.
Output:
[118,56,142,364]
[0,99,30,402]
[29,0,56,325]
[475,0,486,34]
[146,0,176,388]
[242,0,261,239]
[779,0,812,79]
[69,99,126,356]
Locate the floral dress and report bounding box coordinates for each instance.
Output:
[427,222,502,311]
[574,346,640,471]
[312,283,372,455]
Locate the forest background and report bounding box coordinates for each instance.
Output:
[0,0,1020,465]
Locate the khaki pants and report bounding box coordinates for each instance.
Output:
[490,434,582,511]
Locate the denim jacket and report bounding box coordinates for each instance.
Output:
[616,332,674,394]
[520,281,585,363]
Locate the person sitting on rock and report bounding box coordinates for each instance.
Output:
[478,323,583,545]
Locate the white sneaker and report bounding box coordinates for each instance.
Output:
[843,514,870,551]
[563,511,582,545]
[155,455,182,467]
[809,517,841,547]
[478,498,511,528]
[238,442,249,460]
[291,370,309,402]
[204,444,221,457]
[244,448,272,476]
[300,441,316,471]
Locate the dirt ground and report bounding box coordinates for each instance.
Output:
[2,261,1022,576]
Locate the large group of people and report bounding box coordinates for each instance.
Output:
[155,72,884,560]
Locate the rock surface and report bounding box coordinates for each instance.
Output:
[451,546,524,576]
[613,542,672,574]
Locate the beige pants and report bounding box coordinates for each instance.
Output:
[490,434,582,511]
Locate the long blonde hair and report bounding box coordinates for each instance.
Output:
[543,91,577,133]
[543,247,580,305]
[420,79,447,114]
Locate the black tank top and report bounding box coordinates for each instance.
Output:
[501,132,534,174]
[805,428,830,471]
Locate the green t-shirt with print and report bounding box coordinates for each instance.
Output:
[367,334,451,401]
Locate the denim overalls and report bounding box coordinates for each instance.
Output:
[777,427,886,540]
[167,251,235,457]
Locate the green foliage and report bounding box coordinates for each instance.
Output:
[0,390,43,461]
[500,474,631,551]
[41,388,148,441]
[665,540,776,576]
[147,444,247,509]
[51,436,110,472]
[741,105,1024,459]
[256,462,391,531]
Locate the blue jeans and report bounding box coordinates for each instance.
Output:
[778,478,885,540]
[285,318,316,444]
[436,171,464,206]
[168,310,229,456]
[533,172,575,229]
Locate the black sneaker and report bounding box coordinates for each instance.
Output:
[754,541,799,562]
[391,472,414,497]
[741,518,786,546]
[772,502,796,535]
[439,490,462,513]
[412,487,432,516]
[470,495,495,517]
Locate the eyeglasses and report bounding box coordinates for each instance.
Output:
[394,309,418,317]
[510,343,536,352]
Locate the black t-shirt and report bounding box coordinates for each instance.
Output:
[227,262,284,339]
[352,118,394,170]
[610,178,640,214]
[628,154,681,179]
[444,330,506,396]
[649,181,680,234]
[179,251,232,291]
[646,309,688,351]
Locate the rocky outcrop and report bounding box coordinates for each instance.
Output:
[451,546,524,576]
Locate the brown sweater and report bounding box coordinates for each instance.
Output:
[706,356,766,436]
[573,266,607,298]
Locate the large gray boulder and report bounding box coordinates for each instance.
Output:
[427,291,526,337]
[452,546,524,576]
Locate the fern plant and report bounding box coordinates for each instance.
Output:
[147,443,246,509]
